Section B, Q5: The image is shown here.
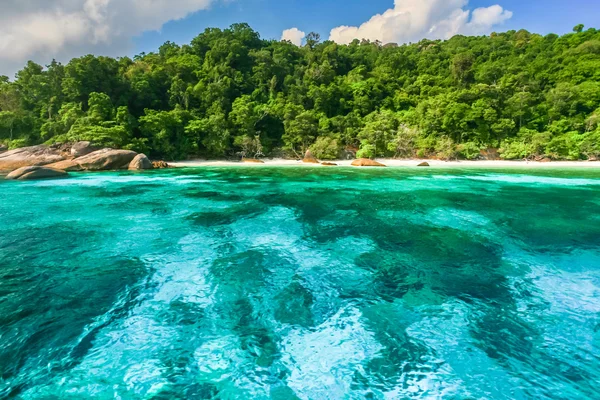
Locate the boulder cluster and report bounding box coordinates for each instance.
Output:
[1,141,166,180]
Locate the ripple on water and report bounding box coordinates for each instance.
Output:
[1,167,600,399]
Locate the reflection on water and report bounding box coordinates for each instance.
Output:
[1,167,600,399]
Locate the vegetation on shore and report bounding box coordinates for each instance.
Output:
[1,23,600,161]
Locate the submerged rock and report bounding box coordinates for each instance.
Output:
[351,158,386,167]
[242,158,265,163]
[71,141,100,158]
[129,154,153,170]
[321,162,337,166]
[152,161,170,169]
[6,166,68,180]
[417,162,430,167]
[0,145,66,171]
[303,150,319,164]
[47,149,138,171]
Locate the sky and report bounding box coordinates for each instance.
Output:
[0,0,599,77]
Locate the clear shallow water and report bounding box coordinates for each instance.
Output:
[1,167,600,399]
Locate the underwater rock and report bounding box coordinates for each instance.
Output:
[129,154,153,170]
[6,166,68,180]
[351,158,386,167]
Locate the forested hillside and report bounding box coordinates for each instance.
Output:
[1,23,600,160]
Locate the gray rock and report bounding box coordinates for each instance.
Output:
[128,154,153,170]
[47,149,138,171]
[0,145,66,171]
[71,141,100,158]
[6,166,68,180]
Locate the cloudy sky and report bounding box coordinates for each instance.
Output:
[1,0,598,77]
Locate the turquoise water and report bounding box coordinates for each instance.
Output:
[1,167,600,399]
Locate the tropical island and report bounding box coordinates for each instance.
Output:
[1,22,600,175]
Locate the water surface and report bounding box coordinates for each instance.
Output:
[1,167,600,399]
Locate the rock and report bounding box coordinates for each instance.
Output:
[242,158,265,164]
[6,166,68,181]
[303,150,319,164]
[479,148,500,160]
[0,145,66,171]
[540,158,552,163]
[46,148,138,171]
[321,162,337,166]
[417,162,430,167]
[0,145,7,154]
[152,161,170,169]
[71,141,100,158]
[351,158,386,167]
[128,154,153,170]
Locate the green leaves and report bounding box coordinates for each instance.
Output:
[3,23,600,161]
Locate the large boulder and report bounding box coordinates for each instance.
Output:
[71,141,100,158]
[0,145,66,171]
[129,154,153,170]
[46,149,138,171]
[417,162,430,167]
[302,150,319,164]
[351,158,386,167]
[6,166,68,181]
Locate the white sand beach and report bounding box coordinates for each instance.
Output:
[170,159,600,168]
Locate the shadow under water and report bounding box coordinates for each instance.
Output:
[1,167,600,399]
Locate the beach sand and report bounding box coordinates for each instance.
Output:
[170,159,600,168]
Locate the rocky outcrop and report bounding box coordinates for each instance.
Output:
[0,145,66,171]
[46,149,138,171]
[242,158,265,164]
[71,141,100,158]
[351,158,386,167]
[6,166,68,181]
[152,161,170,169]
[129,154,153,170]
[303,150,319,164]
[321,162,337,166]
[417,162,430,167]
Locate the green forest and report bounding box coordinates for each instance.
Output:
[1,23,600,161]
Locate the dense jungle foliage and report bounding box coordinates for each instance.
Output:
[1,23,600,160]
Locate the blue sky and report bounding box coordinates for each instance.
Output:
[0,0,599,77]
[134,0,600,54]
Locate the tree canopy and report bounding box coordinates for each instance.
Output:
[2,23,600,160]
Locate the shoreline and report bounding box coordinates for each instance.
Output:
[170,159,600,168]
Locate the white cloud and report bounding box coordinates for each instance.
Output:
[0,0,218,77]
[281,28,306,46]
[329,0,512,45]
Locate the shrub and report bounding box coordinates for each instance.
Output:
[356,140,376,159]
[309,136,341,160]
[456,142,481,160]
